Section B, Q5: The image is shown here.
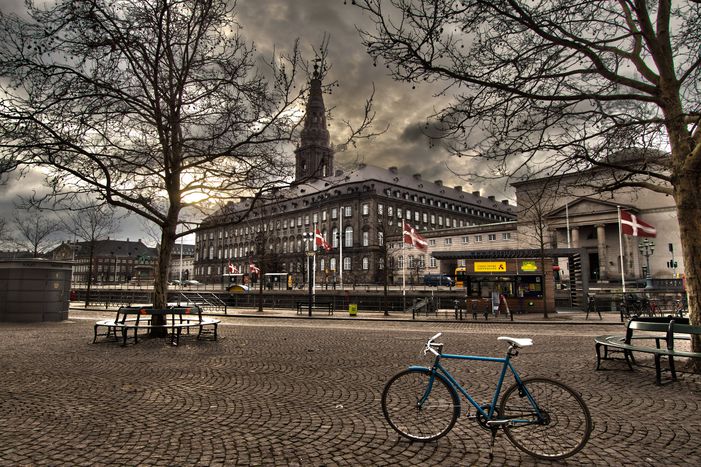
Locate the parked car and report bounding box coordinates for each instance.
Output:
[183,279,201,287]
[169,279,181,286]
[423,274,455,287]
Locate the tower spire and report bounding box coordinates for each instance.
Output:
[295,60,334,181]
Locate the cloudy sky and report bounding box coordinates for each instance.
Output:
[0,0,511,247]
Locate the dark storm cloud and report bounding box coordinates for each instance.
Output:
[0,0,513,243]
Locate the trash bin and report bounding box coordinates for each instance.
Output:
[348,303,358,316]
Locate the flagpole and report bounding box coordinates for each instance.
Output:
[565,202,571,248]
[617,206,626,294]
[339,206,343,291]
[402,218,406,312]
[312,223,317,304]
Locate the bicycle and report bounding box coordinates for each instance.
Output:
[586,294,602,320]
[381,333,592,461]
[673,299,687,318]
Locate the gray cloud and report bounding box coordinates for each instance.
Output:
[0,0,513,244]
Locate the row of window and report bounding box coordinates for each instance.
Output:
[196,253,439,277]
[197,226,386,261]
[430,232,512,246]
[382,189,510,222]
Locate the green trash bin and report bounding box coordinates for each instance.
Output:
[349,304,358,316]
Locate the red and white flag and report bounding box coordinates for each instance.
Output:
[403,222,428,252]
[227,260,238,274]
[315,228,331,251]
[620,209,656,237]
[248,257,260,274]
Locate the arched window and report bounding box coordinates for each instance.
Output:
[343,257,352,271]
[344,226,353,248]
[320,259,325,272]
[362,231,369,247]
[330,258,337,272]
[362,257,369,270]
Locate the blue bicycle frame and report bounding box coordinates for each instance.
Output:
[415,350,545,425]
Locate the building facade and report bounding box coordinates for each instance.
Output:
[512,155,681,285]
[194,73,516,285]
[51,238,158,284]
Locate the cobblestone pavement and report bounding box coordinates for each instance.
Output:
[1,313,700,466]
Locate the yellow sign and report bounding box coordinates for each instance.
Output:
[349,304,358,316]
[520,261,538,272]
[474,261,506,272]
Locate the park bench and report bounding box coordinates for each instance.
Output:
[93,305,220,346]
[595,316,701,384]
[295,300,334,315]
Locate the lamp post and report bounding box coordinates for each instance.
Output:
[638,238,655,289]
[303,232,315,317]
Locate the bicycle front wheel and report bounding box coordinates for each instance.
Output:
[499,377,592,460]
[381,368,460,441]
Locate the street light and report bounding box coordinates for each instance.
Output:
[638,238,655,288]
[303,232,315,317]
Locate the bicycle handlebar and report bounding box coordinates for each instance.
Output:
[424,332,443,356]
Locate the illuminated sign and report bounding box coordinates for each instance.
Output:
[474,261,506,272]
[520,261,538,272]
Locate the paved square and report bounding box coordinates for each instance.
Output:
[1,315,699,465]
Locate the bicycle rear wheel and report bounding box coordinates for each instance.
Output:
[381,368,460,441]
[499,377,592,460]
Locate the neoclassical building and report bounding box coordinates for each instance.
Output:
[193,72,516,284]
[512,153,681,285]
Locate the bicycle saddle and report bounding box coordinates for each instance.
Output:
[498,336,533,348]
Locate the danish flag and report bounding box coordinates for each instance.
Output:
[227,260,238,274]
[620,209,656,237]
[248,257,260,274]
[403,222,428,252]
[315,228,332,251]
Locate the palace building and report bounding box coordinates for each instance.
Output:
[193,71,516,286]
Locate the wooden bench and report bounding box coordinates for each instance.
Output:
[595,317,701,384]
[295,301,334,315]
[93,306,220,346]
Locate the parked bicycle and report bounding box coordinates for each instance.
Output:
[586,294,602,320]
[381,333,592,460]
[619,294,658,321]
[673,298,688,317]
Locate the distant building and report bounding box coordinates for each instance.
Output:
[169,243,195,282]
[194,70,516,285]
[51,239,158,283]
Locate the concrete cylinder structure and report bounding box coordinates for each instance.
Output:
[0,259,72,322]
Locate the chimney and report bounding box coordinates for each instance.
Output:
[501,200,509,205]
[434,180,443,186]
[488,195,496,201]
[472,190,480,196]
[389,166,398,174]
[358,163,366,169]
[454,186,462,191]
[335,169,344,176]
[413,173,422,180]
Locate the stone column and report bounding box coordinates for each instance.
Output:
[596,224,607,280]
[571,226,580,249]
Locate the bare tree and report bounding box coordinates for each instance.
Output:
[12,210,61,257]
[0,217,8,248]
[60,202,120,307]
[352,0,701,362]
[0,0,313,330]
[517,183,561,319]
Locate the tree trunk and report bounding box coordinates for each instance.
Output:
[675,174,701,371]
[151,222,176,337]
